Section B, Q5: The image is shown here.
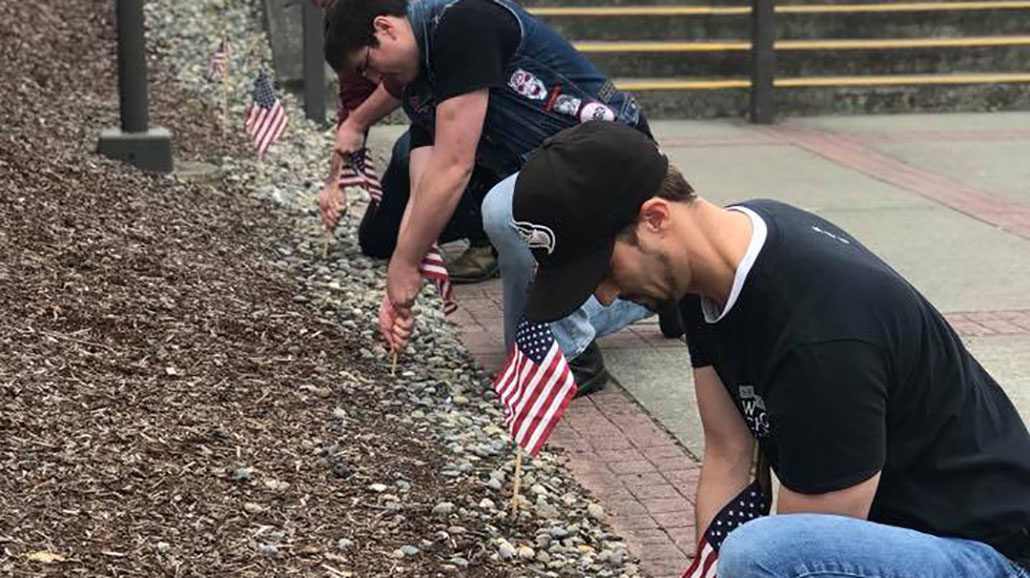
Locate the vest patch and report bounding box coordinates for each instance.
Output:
[578,102,616,123]
[508,69,547,100]
[553,94,582,117]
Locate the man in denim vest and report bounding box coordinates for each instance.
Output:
[323,0,678,394]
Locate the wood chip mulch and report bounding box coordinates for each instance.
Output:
[0,1,514,575]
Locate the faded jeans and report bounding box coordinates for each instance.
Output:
[481,172,652,358]
[719,514,1029,578]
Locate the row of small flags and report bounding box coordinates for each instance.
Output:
[212,39,764,578]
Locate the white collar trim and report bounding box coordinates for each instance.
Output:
[701,206,768,323]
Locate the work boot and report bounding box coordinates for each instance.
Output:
[658,301,685,339]
[447,242,499,284]
[569,340,609,398]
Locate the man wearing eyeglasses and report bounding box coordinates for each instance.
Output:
[322,0,675,394]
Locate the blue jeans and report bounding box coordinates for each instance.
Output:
[719,514,1028,578]
[481,173,652,358]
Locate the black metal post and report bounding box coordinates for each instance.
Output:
[116,0,149,133]
[97,0,173,172]
[750,0,776,124]
[302,0,327,124]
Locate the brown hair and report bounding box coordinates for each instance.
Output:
[655,164,695,203]
[619,164,695,245]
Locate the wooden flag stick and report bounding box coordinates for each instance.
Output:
[322,230,331,260]
[390,350,398,377]
[510,446,524,516]
[221,34,230,136]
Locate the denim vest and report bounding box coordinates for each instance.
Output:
[402,0,643,177]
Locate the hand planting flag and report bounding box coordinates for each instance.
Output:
[333,148,456,315]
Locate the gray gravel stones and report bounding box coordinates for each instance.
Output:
[143,0,644,575]
[432,502,455,516]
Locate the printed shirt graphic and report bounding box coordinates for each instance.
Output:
[736,385,770,439]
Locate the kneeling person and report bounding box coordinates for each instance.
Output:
[512,121,1030,575]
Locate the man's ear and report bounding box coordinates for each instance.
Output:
[372,15,394,40]
[638,198,671,235]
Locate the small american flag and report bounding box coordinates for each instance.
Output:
[420,244,456,315]
[339,148,383,202]
[207,39,228,81]
[681,479,770,578]
[493,319,578,456]
[245,71,287,159]
[334,149,456,314]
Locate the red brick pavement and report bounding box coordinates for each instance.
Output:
[445,121,1030,577]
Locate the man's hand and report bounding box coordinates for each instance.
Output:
[318,118,367,230]
[378,259,421,352]
[378,294,414,353]
[318,164,346,230]
[333,118,366,158]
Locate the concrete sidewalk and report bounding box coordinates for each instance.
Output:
[442,112,1030,578]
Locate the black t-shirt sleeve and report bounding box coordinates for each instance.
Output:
[408,123,433,149]
[680,294,714,368]
[767,340,888,494]
[430,0,520,102]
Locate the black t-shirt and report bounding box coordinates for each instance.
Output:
[408,0,520,149]
[681,199,1030,564]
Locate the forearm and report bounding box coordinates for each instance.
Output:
[392,154,473,268]
[345,84,400,133]
[695,448,754,536]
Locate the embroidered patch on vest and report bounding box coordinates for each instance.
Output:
[508,69,547,100]
[511,218,556,254]
[553,94,582,117]
[596,80,617,104]
[578,102,616,123]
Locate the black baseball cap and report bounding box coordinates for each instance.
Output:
[512,121,668,322]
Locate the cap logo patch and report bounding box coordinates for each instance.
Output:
[511,218,556,254]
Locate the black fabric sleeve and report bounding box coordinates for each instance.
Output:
[430,0,520,102]
[680,294,713,368]
[767,340,889,494]
[408,123,433,149]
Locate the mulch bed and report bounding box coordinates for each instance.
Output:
[0,1,521,575]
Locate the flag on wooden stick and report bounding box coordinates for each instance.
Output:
[207,39,228,81]
[493,319,578,456]
[245,71,287,159]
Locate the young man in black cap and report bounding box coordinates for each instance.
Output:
[512,121,1030,576]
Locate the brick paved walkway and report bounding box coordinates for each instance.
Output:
[445,120,1030,578]
[452,279,699,578]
